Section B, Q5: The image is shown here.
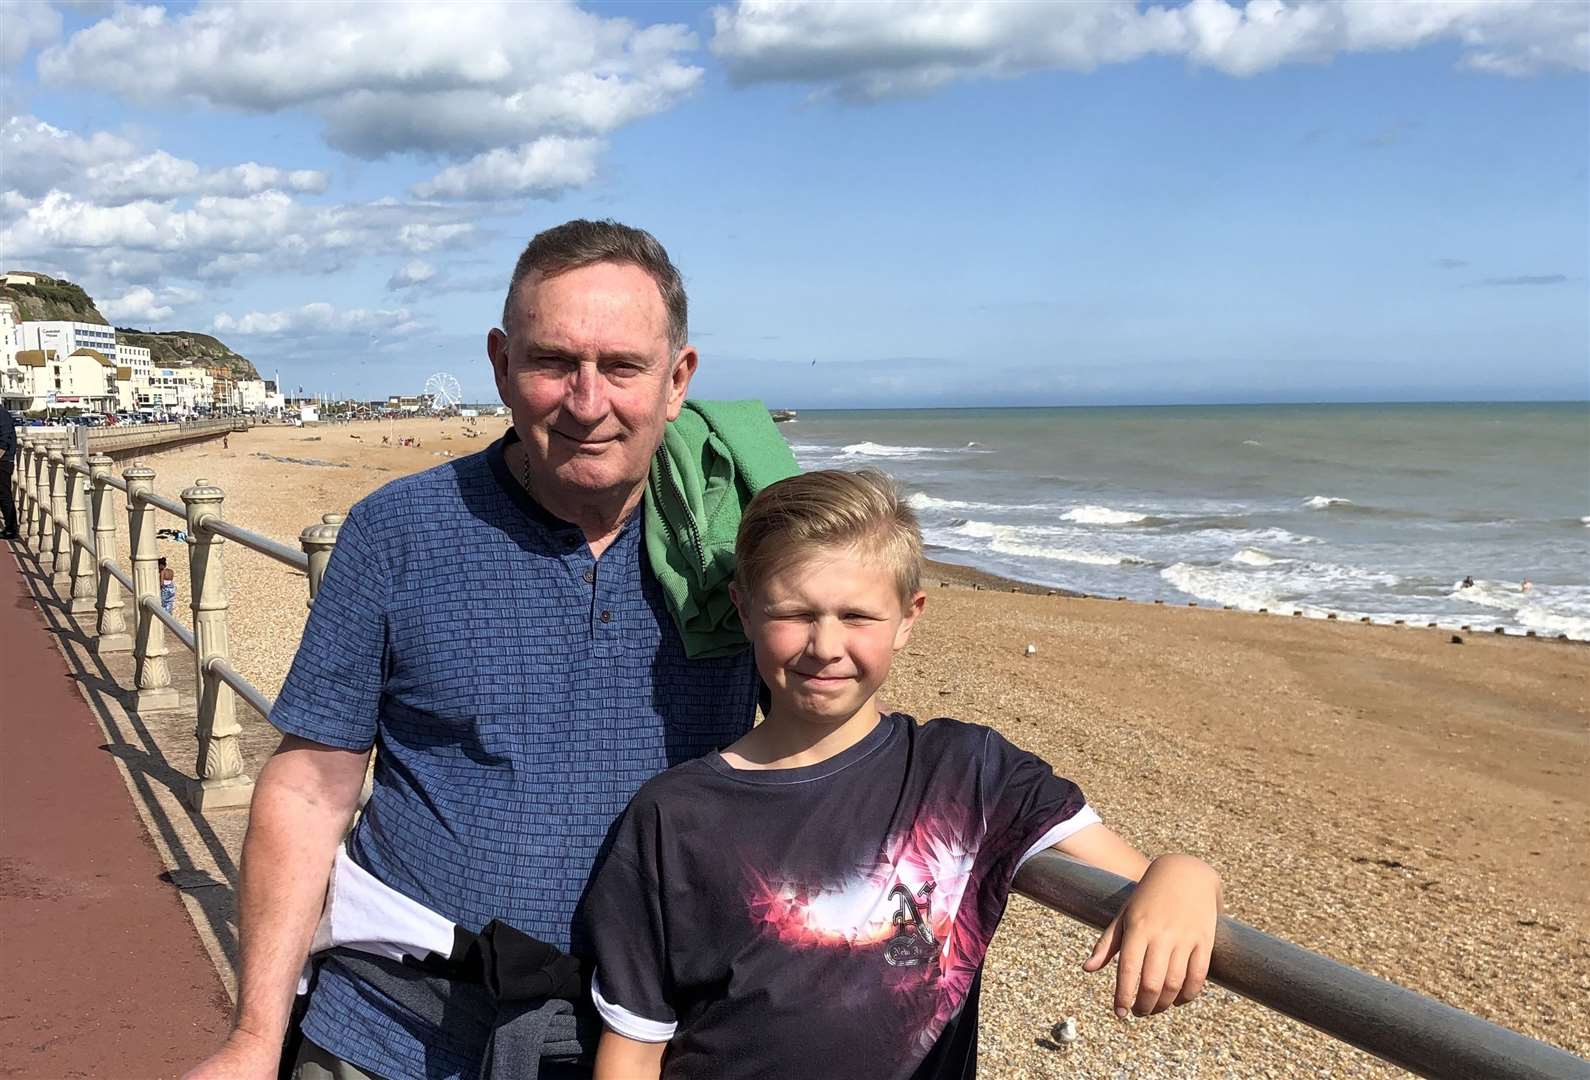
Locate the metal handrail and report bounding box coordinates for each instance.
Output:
[101,559,134,592]
[1012,852,1589,1080]
[140,594,196,651]
[204,656,274,720]
[195,513,310,572]
[139,490,187,519]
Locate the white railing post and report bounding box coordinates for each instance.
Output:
[299,513,344,605]
[65,449,97,614]
[13,433,30,539]
[182,478,252,811]
[48,443,71,585]
[89,453,132,653]
[30,433,54,554]
[123,464,180,711]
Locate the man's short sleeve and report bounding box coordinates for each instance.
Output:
[269,505,389,750]
[586,794,678,1043]
[978,727,1099,872]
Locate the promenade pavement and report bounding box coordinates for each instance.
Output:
[1,540,232,1078]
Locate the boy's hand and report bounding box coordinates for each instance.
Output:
[1082,853,1220,1018]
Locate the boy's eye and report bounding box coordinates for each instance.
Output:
[843,612,880,623]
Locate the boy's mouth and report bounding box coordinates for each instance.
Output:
[790,670,853,687]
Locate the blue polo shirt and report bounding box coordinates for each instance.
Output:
[270,432,758,1080]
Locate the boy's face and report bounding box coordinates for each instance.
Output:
[733,545,926,727]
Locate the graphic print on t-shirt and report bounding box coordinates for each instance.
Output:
[742,797,1005,1057]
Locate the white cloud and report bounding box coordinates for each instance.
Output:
[413,136,601,200]
[387,259,437,290]
[99,283,200,323]
[0,187,481,284]
[1,1,62,67]
[38,1,703,173]
[709,0,1590,98]
[213,302,425,337]
[2,115,329,202]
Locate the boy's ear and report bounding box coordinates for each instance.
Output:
[893,590,927,651]
[730,583,747,626]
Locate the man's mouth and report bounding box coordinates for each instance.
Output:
[550,429,617,450]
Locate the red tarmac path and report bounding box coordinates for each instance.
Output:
[1,544,232,1078]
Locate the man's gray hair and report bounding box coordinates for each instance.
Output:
[502,219,688,352]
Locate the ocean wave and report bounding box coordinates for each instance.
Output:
[1303,495,1353,509]
[908,492,976,512]
[945,519,1148,567]
[1231,548,1284,566]
[1161,563,1281,610]
[991,537,1148,567]
[1242,439,1262,446]
[1061,505,1151,526]
[841,441,949,459]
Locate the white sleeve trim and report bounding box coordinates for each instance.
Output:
[592,971,678,1043]
[1016,804,1102,871]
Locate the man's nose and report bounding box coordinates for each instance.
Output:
[563,363,609,424]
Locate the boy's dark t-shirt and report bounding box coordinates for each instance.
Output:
[585,712,1099,1079]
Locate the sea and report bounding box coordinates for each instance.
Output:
[782,403,1590,641]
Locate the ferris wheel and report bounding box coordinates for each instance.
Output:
[423,371,463,412]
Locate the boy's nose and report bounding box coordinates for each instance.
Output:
[807,619,846,663]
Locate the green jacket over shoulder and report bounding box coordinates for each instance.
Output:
[644,399,800,658]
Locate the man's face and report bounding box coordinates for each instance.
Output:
[487,261,695,506]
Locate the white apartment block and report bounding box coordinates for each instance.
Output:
[0,299,25,410]
[17,321,119,367]
[150,366,215,415]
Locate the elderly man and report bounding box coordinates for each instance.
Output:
[188,221,759,1080]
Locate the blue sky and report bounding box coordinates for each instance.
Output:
[2,0,1586,407]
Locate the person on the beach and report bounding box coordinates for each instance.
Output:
[586,469,1223,1080]
[185,220,760,1080]
[158,557,176,615]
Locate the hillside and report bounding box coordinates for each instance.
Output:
[3,271,258,380]
[114,329,260,381]
[1,275,108,324]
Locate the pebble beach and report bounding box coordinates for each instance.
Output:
[113,419,1589,1078]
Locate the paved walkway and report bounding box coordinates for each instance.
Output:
[1,542,232,1079]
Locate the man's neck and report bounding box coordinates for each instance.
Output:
[507,439,643,557]
[720,700,884,771]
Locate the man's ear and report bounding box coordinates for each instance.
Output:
[665,345,699,422]
[487,328,511,397]
[893,591,927,651]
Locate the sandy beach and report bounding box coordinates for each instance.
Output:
[110,418,1589,1077]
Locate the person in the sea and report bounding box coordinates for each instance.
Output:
[1461,576,1475,589]
[585,469,1224,1080]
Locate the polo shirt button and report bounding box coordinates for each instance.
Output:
[583,569,595,584]
[600,610,612,623]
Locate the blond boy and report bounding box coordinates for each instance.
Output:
[586,469,1221,1079]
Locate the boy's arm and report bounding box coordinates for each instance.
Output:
[1051,822,1222,1019]
[594,1030,666,1080]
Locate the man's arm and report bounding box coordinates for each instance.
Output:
[184,735,370,1080]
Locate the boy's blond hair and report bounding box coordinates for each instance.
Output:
[735,469,923,603]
